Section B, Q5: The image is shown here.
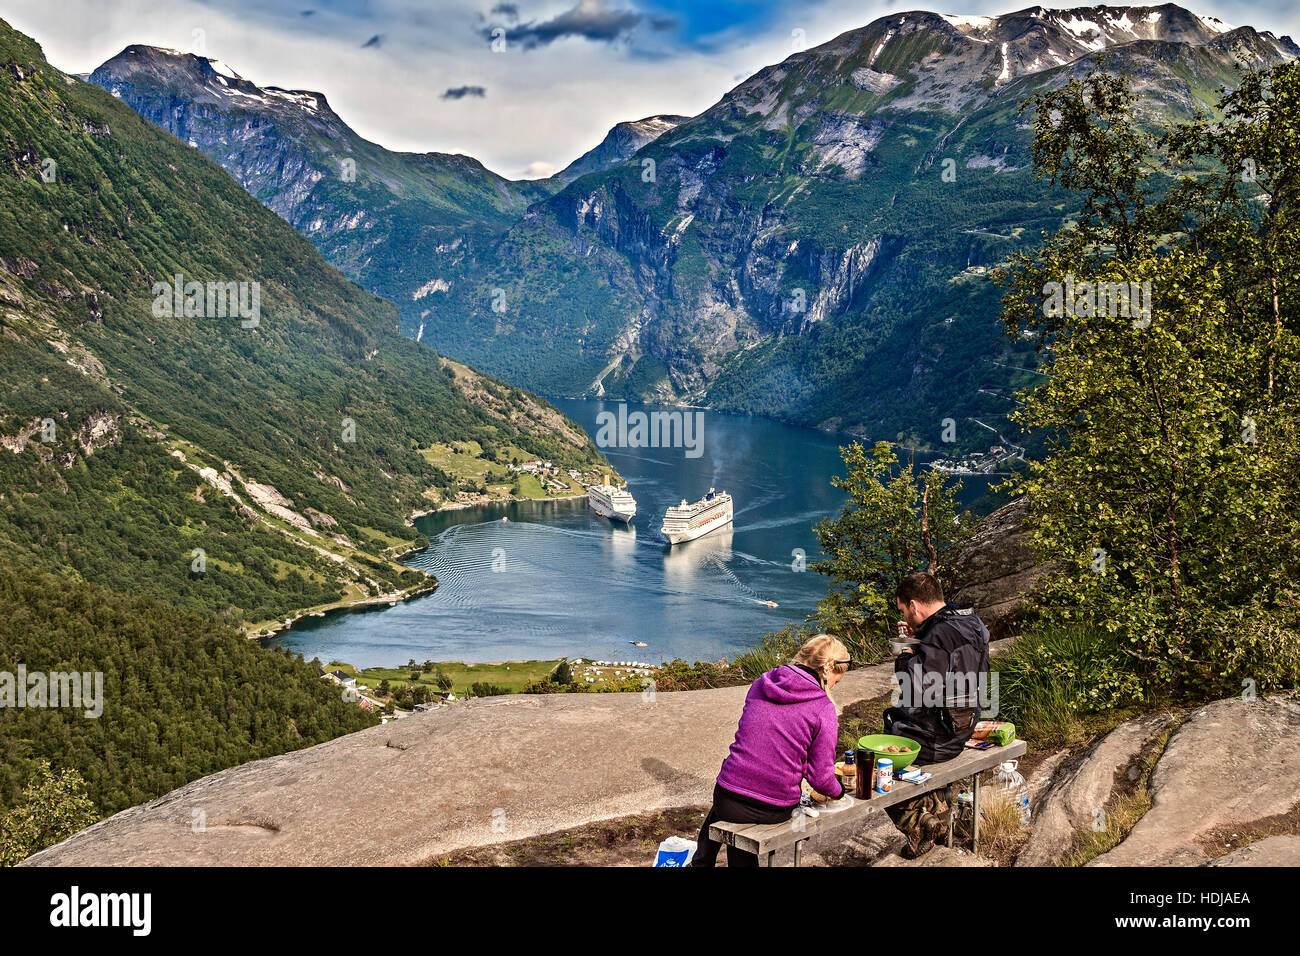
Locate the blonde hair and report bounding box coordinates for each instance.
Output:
[791,634,850,689]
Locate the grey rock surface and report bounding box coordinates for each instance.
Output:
[24,664,897,866]
[944,497,1051,641]
[1092,696,1300,867]
[1207,836,1300,867]
[1017,714,1177,866]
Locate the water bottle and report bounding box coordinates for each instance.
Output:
[996,759,1030,824]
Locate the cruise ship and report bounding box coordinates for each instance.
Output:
[587,479,636,523]
[661,488,733,545]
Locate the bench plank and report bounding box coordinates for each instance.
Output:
[710,740,1025,860]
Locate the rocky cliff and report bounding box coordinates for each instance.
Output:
[91,7,1298,452]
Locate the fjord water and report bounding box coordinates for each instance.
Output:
[268,400,993,667]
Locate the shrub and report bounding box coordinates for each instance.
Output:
[993,625,1145,746]
[734,625,811,680]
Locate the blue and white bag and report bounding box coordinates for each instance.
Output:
[653,836,697,867]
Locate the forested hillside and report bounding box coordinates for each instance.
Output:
[0,563,375,821]
[0,15,606,848]
[0,17,608,629]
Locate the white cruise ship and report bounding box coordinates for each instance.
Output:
[587,479,636,523]
[661,488,733,545]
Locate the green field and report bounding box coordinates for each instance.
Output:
[420,440,596,505]
[328,659,563,696]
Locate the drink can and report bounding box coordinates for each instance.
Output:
[875,758,893,794]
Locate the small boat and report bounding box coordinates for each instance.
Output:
[762,600,779,608]
[630,641,648,647]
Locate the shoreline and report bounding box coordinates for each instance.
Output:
[245,580,439,641]
[248,490,595,643]
[432,490,588,513]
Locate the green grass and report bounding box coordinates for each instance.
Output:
[330,659,563,697]
[1059,724,1176,866]
[993,625,1152,751]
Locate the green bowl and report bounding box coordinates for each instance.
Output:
[857,734,921,772]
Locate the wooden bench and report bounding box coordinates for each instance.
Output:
[709,739,1027,866]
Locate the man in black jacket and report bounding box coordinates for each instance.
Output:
[881,571,990,856]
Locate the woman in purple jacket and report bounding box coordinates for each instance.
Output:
[690,634,850,867]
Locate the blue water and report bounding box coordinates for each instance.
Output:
[266,400,993,667]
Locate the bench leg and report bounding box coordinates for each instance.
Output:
[764,849,776,867]
[972,773,981,853]
[793,839,805,867]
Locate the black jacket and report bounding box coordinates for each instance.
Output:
[883,604,990,763]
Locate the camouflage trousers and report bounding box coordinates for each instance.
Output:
[885,782,960,858]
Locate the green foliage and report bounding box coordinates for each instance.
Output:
[732,624,812,681]
[1000,62,1300,697]
[0,20,610,628]
[645,658,743,692]
[0,759,97,866]
[0,561,377,822]
[994,625,1146,746]
[811,441,968,658]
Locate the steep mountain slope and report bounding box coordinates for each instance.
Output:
[0,18,609,633]
[86,6,1298,453]
[89,45,547,338]
[540,114,689,188]
[87,50,689,345]
[416,4,1296,447]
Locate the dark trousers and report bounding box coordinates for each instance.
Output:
[691,783,797,867]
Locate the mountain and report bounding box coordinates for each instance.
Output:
[88,6,1298,452]
[541,114,690,188]
[89,45,548,334]
[86,49,690,345]
[405,4,1297,447]
[1,20,610,633]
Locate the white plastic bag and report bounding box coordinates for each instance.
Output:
[653,836,697,867]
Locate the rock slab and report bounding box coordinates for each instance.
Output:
[1091,696,1300,867]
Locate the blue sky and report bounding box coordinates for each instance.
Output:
[3,1,1297,178]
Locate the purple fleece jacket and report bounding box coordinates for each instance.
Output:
[715,664,843,806]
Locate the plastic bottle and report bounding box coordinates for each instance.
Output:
[995,759,1030,824]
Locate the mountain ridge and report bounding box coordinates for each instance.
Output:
[1,18,610,631]
[86,6,1298,451]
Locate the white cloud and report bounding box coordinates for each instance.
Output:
[5,0,1298,179]
[519,159,560,179]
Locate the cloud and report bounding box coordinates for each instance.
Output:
[486,0,644,50]
[518,159,558,179]
[43,0,1300,180]
[489,2,519,19]
[361,34,382,48]
[442,84,487,99]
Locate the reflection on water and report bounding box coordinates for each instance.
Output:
[266,400,996,667]
[662,526,733,584]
